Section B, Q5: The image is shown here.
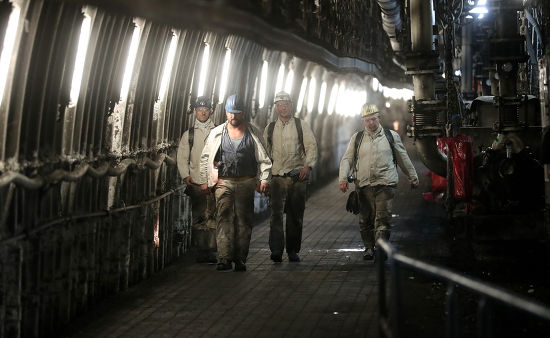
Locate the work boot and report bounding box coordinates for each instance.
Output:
[363,248,374,260]
[216,260,232,271]
[234,260,246,272]
[288,252,300,262]
[270,253,282,263]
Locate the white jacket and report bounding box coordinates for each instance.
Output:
[176,118,215,183]
[339,125,419,187]
[199,122,272,187]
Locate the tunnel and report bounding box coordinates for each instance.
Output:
[1,0,550,337]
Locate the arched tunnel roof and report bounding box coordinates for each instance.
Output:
[70,0,409,87]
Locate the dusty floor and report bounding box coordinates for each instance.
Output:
[64,142,550,338]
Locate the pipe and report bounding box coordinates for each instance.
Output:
[415,138,447,178]
[410,0,448,177]
[376,0,402,51]
[461,24,473,96]
[524,9,544,50]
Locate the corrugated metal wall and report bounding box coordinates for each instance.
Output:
[0,0,372,336]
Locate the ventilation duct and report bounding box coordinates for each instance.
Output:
[376,0,403,52]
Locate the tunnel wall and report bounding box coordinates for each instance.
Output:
[0,1,398,336]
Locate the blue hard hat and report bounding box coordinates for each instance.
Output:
[225,94,244,114]
[195,96,212,108]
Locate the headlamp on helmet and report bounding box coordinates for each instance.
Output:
[195,96,212,109]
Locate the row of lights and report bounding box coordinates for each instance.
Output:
[0,3,20,107]
[1,4,413,118]
[372,78,414,101]
[256,62,394,117]
[466,0,488,20]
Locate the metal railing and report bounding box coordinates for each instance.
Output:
[376,238,550,338]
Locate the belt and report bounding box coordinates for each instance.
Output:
[218,175,256,182]
[273,169,300,178]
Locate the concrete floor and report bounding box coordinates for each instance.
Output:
[63,146,443,338]
[63,143,550,338]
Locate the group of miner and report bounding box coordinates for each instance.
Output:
[177,92,418,272]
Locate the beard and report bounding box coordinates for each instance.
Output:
[229,118,243,126]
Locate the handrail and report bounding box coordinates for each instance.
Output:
[0,185,186,247]
[376,238,550,338]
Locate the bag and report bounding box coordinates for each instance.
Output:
[346,190,360,214]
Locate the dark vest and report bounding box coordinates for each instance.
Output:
[217,127,257,178]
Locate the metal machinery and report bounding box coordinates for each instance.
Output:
[392,0,548,240]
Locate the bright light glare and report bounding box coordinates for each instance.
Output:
[284,69,294,94]
[318,81,327,113]
[218,48,231,103]
[275,64,285,94]
[197,42,209,97]
[327,83,339,115]
[478,0,487,5]
[120,24,141,101]
[385,101,391,108]
[335,84,345,115]
[0,5,20,107]
[259,60,268,108]
[297,78,307,113]
[335,87,367,117]
[371,77,379,92]
[70,14,92,105]
[478,13,484,19]
[469,6,488,14]
[379,85,414,101]
[306,77,316,113]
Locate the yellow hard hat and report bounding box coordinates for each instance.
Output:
[361,103,379,117]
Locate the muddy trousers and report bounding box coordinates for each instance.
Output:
[269,176,307,255]
[357,185,395,250]
[187,184,217,253]
[214,178,256,263]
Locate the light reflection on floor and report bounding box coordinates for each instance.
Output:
[336,248,364,252]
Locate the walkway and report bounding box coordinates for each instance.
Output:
[65,152,439,338]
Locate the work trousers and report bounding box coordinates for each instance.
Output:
[214,177,256,263]
[357,185,395,250]
[187,184,217,251]
[269,176,307,255]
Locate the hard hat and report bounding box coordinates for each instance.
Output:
[274,91,291,103]
[225,94,244,114]
[195,96,212,109]
[360,103,379,117]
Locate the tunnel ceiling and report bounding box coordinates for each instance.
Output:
[68,0,408,87]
